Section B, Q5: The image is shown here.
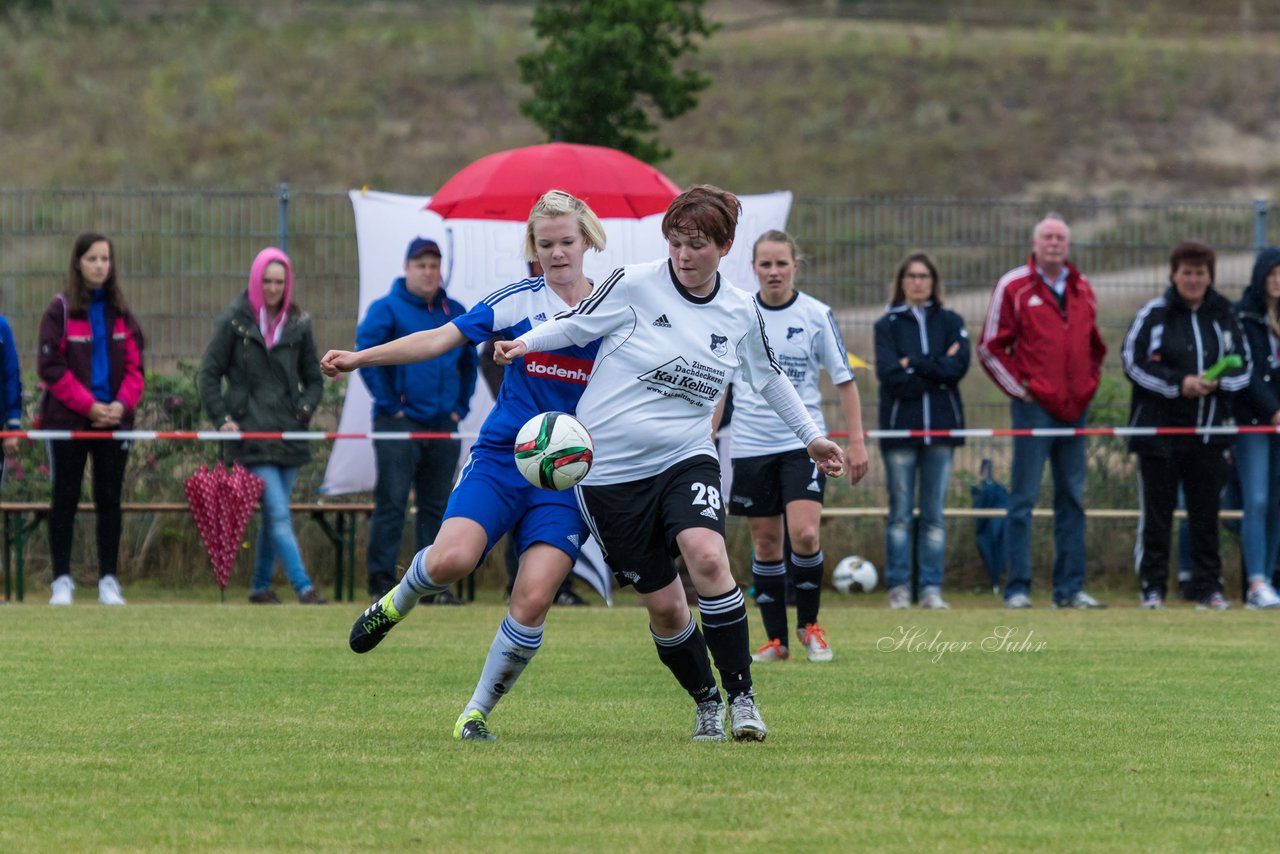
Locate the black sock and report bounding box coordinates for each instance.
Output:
[652,619,719,704]
[751,559,789,645]
[791,550,825,630]
[699,587,752,701]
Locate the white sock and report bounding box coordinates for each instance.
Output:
[392,547,447,615]
[464,613,543,718]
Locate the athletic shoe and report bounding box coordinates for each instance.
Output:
[554,589,588,606]
[298,588,327,605]
[1053,591,1106,609]
[887,585,910,609]
[1245,581,1280,610]
[49,575,74,606]
[798,624,833,662]
[728,694,768,742]
[349,590,404,653]
[751,638,790,663]
[1004,592,1032,609]
[248,590,283,604]
[919,586,950,610]
[454,709,497,741]
[1196,592,1231,611]
[692,698,727,742]
[98,575,126,606]
[1140,591,1165,610]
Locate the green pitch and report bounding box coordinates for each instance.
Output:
[2,596,1275,852]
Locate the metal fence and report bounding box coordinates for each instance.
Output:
[0,187,1273,583]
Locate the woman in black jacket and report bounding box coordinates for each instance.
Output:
[1122,240,1250,611]
[873,252,970,609]
[199,247,325,604]
[1233,246,1280,609]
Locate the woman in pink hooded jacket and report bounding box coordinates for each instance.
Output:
[199,248,325,604]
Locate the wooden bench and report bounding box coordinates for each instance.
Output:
[1,501,374,603]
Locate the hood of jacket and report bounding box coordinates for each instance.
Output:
[247,247,294,347]
[1239,246,1280,317]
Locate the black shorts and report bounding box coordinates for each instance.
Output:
[728,448,826,517]
[578,456,725,594]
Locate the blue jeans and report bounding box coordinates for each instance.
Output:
[883,444,954,591]
[1234,432,1280,583]
[247,464,314,595]
[366,415,461,593]
[1005,399,1087,601]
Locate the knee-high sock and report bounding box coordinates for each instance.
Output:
[464,613,543,718]
[392,546,448,615]
[698,588,752,701]
[751,558,789,645]
[790,550,825,630]
[652,618,719,704]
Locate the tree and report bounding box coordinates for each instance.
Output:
[517,0,718,164]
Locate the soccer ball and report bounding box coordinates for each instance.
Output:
[513,411,594,491]
[832,555,877,593]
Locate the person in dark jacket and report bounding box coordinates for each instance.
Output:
[1232,246,1280,609]
[39,232,145,607]
[199,247,326,604]
[1122,240,1250,610]
[874,252,969,609]
[357,237,477,601]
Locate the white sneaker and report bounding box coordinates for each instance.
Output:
[692,698,727,742]
[728,694,768,742]
[919,586,950,610]
[98,575,126,606]
[1245,581,1280,610]
[49,575,74,606]
[797,624,833,662]
[887,585,910,609]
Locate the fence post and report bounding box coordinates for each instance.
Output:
[277,182,291,254]
[1253,197,1267,254]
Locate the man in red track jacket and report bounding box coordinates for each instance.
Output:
[978,214,1107,610]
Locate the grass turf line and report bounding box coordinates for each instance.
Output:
[1,601,1276,852]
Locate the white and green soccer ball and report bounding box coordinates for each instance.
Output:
[513,411,594,491]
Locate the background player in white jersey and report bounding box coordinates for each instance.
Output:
[321,190,605,741]
[719,230,868,665]
[496,185,846,742]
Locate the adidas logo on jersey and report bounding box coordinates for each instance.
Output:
[534,312,548,322]
[567,534,580,548]
[807,480,821,492]
[652,314,672,328]
[700,506,718,520]
[1027,295,1044,308]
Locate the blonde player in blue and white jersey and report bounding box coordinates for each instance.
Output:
[496,186,846,742]
[322,190,605,741]
[720,231,868,665]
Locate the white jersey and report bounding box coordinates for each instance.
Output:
[538,258,785,485]
[729,291,854,459]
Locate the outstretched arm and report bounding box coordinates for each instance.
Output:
[321,323,468,376]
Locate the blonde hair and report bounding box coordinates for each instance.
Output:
[523,190,607,261]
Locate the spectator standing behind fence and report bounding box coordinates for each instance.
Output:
[1123,240,1251,610]
[199,248,326,605]
[1233,247,1280,609]
[978,214,1108,609]
[357,237,477,602]
[874,252,970,610]
[39,233,144,607]
[722,230,868,665]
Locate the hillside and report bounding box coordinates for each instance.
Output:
[3,0,1280,201]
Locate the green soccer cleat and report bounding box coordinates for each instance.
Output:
[348,590,403,654]
[454,709,497,741]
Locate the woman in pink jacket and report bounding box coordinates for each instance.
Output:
[38,232,145,607]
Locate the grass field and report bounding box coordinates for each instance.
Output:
[2,593,1276,852]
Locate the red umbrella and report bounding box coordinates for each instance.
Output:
[426,142,681,221]
[183,462,265,600]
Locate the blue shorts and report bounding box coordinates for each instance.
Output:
[443,448,589,565]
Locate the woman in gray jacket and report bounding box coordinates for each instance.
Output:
[199,247,326,604]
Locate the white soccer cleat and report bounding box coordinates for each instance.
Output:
[797,624,833,662]
[728,693,768,742]
[49,575,74,606]
[692,698,727,742]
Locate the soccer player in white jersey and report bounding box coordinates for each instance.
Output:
[321,191,606,741]
[720,231,869,665]
[496,185,846,742]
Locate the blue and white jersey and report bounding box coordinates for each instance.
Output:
[452,276,600,456]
